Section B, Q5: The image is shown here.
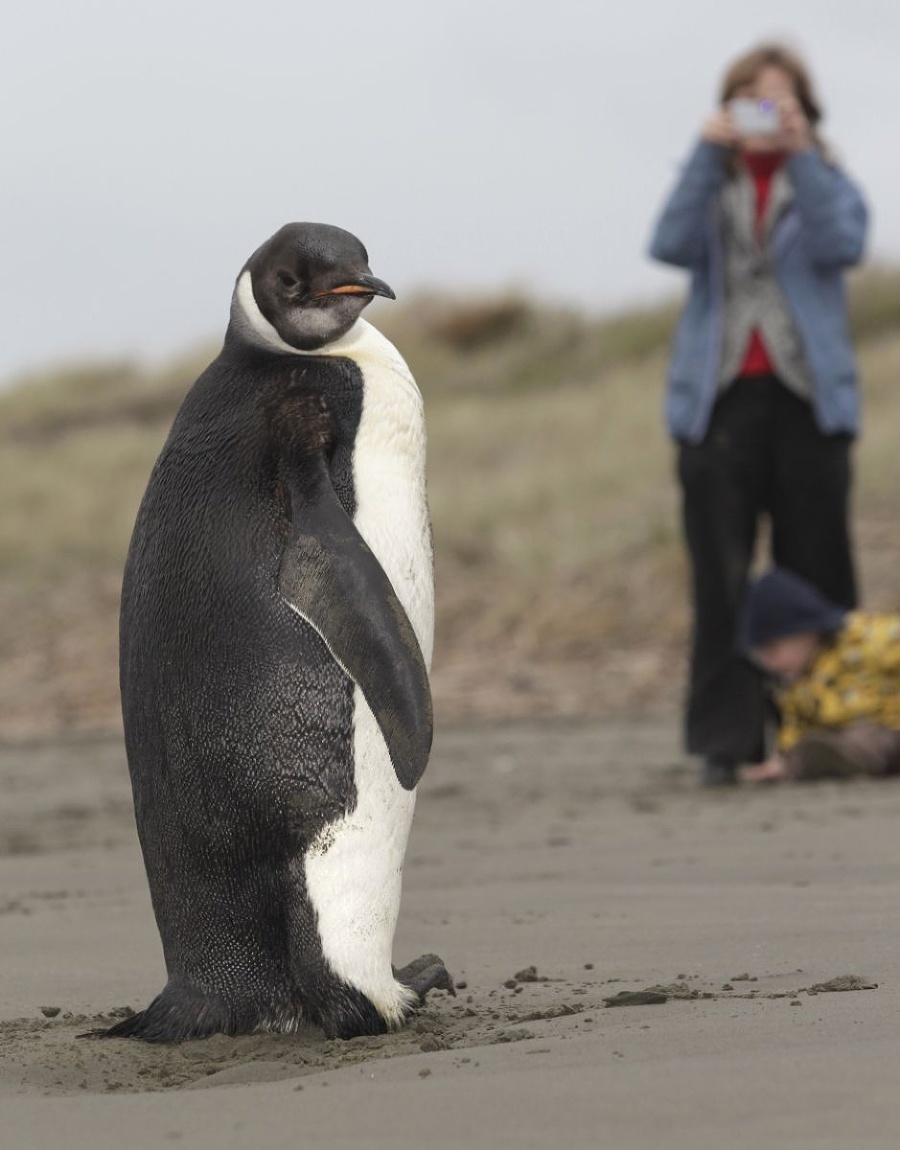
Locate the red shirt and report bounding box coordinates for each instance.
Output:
[738,151,787,378]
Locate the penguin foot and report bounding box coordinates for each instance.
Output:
[86,980,237,1043]
[394,953,456,1004]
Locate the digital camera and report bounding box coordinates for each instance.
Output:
[729,98,780,137]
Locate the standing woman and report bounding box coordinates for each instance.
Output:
[648,43,869,786]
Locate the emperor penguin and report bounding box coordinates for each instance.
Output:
[105,223,452,1042]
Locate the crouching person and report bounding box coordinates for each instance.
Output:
[739,567,900,782]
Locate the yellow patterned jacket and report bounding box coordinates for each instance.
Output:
[777,612,900,751]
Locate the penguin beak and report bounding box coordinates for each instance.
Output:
[310,274,396,301]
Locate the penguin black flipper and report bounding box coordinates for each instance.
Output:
[278,456,433,791]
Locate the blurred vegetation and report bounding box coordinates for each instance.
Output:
[1,267,899,735]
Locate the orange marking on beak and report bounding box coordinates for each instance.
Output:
[311,284,374,299]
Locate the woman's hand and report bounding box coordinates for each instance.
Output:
[776,94,813,152]
[701,110,740,148]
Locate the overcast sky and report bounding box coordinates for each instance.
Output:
[3,0,898,383]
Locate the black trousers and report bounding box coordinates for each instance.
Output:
[677,376,857,763]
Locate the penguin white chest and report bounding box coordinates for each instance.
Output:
[350,346,433,665]
[302,320,432,1022]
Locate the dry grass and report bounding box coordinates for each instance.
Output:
[1,270,899,737]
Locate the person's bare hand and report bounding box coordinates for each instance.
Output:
[739,755,789,784]
[701,110,739,148]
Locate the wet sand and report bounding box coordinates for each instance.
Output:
[3,719,900,1148]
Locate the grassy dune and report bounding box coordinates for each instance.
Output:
[2,271,899,737]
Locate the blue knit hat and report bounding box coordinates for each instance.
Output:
[740,568,847,652]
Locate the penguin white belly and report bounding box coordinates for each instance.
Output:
[303,320,432,1024]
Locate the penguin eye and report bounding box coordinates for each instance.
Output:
[276,270,298,289]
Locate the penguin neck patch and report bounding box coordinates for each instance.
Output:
[231,270,417,392]
[232,270,304,355]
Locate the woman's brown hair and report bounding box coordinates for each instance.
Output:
[719,42,829,157]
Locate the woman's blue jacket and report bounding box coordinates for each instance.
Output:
[648,140,868,443]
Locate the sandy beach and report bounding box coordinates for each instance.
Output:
[3,717,900,1148]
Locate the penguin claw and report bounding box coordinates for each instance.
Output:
[394,954,456,1003]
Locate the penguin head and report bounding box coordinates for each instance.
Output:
[230,222,396,353]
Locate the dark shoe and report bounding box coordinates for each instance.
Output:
[700,757,739,787]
